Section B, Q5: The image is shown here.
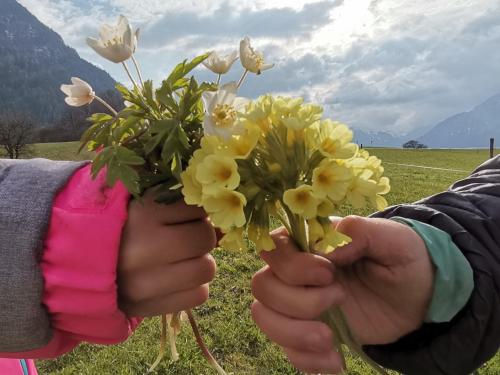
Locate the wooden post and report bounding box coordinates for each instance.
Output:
[490,138,495,159]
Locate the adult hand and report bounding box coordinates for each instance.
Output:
[117,191,217,317]
[251,215,435,374]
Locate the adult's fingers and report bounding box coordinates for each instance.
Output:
[260,228,334,287]
[120,254,216,303]
[252,266,346,319]
[251,301,334,353]
[122,284,210,317]
[283,346,344,374]
[328,216,422,267]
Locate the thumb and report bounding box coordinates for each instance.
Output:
[326,215,418,267]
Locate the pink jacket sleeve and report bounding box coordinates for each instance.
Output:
[1,164,141,359]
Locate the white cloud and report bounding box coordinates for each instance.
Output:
[17,0,500,136]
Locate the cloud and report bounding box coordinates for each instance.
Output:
[140,1,340,49]
[15,0,500,136]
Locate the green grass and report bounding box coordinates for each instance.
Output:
[11,143,497,375]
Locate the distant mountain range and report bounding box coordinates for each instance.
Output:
[1,0,499,147]
[0,0,116,123]
[352,91,500,148]
[417,93,500,148]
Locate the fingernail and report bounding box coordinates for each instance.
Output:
[306,332,327,352]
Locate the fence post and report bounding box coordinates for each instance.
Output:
[490,138,495,159]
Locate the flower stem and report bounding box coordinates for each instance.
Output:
[216,74,221,86]
[131,55,145,88]
[236,69,249,89]
[147,314,167,373]
[122,61,140,91]
[187,309,227,375]
[93,95,118,116]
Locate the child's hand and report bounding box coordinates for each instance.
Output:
[251,216,434,374]
[117,193,217,317]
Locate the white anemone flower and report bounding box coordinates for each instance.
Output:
[202,50,239,75]
[240,37,274,75]
[86,15,139,63]
[60,77,95,107]
[202,82,249,139]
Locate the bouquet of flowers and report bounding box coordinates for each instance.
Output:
[62,15,390,375]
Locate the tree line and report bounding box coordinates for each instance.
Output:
[0,90,123,158]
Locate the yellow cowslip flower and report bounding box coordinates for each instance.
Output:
[309,120,358,159]
[244,96,273,132]
[219,227,247,252]
[317,197,337,217]
[312,159,352,201]
[315,226,352,254]
[346,169,377,209]
[181,166,203,206]
[277,100,323,131]
[283,185,320,219]
[203,189,247,230]
[196,155,240,193]
[223,124,260,159]
[200,135,222,154]
[248,224,275,251]
[307,218,325,245]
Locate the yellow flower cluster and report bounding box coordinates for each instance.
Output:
[182,95,390,254]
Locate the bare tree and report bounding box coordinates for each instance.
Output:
[0,113,33,159]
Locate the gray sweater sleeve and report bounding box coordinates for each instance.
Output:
[0,158,86,352]
[365,155,500,375]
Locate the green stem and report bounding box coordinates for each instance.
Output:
[93,95,118,116]
[147,314,167,373]
[122,61,140,91]
[216,74,221,86]
[131,55,145,88]
[236,69,249,89]
[187,310,227,375]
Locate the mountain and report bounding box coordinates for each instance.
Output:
[418,93,500,148]
[0,0,117,123]
[352,128,403,147]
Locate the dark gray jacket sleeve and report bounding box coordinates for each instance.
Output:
[0,158,86,352]
[365,155,500,375]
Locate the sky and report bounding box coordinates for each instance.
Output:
[17,0,500,136]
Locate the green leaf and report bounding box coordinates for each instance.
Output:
[143,80,158,111]
[165,53,210,88]
[116,146,145,166]
[88,113,114,124]
[91,147,113,178]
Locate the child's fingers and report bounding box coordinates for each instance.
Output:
[261,228,334,287]
[123,283,210,317]
[252,266,346,320]
[131,193,207,225]
[120,219,216,271]
[283,346,344,374]
[251,301,334,353]
[120,254,216,303]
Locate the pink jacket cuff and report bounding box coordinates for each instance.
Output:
[22,164,139,358]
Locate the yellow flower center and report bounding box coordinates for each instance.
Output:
[217,166,232,181]
[229,194,243,208]
[295,191,311,204]
[317,172,330,185]
[212,104,237,128]
[321,138,337,154]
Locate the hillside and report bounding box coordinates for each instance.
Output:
[418,93,500,148]
[0,0,117,123]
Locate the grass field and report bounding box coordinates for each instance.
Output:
[7,143,498,374]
